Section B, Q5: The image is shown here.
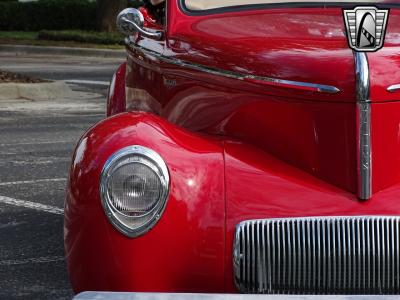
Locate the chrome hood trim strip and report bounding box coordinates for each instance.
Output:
[388,84,400,93]
[126,40,340,94]
[354,52,372,200]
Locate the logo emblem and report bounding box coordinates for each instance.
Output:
[343,6,389,52]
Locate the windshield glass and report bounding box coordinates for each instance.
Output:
[184,0,395,11]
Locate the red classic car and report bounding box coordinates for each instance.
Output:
[65,0,400,296]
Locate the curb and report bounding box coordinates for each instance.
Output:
[0,44,126,59]
[0,81,75,101]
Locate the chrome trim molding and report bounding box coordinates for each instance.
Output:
[125,40,340,94]
[354,52,372,200]
[388,84,400,93]
[100,145,170,238]
[234,216,400,294]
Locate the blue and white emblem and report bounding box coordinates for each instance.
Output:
[343,6,389,52]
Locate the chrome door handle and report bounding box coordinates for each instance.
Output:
[121,17,163,40]
[117,8,163,41]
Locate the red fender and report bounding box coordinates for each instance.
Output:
[64,112,226,293]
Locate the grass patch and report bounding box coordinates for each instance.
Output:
[38,30,124,46]
[0,31,125,50]
[0,31,36,40]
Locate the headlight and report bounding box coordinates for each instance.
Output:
[100,145,170,238]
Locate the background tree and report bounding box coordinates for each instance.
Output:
[97,0,127,32]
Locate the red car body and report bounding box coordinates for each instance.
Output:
[65,0,400,294]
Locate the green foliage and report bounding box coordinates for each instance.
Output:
[0,31,36,40]
[127,0,144,8]
[0,0,97,31]
[38,30,124,45]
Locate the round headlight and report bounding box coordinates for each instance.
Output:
[100,146,169,238]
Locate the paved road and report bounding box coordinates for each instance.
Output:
[0,52,124,92]
[0,52,124,299]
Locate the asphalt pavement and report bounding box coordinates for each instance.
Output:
[0,51,125,299]
[0,51,123,87]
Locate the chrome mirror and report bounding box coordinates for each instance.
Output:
[116,8,162,40]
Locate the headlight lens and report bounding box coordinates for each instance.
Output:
[100,146,169,237]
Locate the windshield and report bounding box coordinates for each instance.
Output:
[184,0,395,11]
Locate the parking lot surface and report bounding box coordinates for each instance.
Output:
[0,52,124,299]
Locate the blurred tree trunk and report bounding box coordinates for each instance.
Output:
[97,0,127,32]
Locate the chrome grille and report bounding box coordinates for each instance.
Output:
[233,216,400,294]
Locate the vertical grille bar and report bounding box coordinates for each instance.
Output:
[276,222,283,289]
[362,218,366,291]
[372,219,376,291]
[266,221,272,292]
[287,221,292,291]
[321,220,327,292]
[296,220,300,290]
[291,220,294,290]
[301,220,306,290]
[316,220,320,292]
[357,218,362,290]
[234,216,400,294]
[368,218,371,290]
[271,221,275,291]
[377,219,381,291]
[332,220,337,290]
[351,219,356,292]
[246,222,250,289]
[252,221,255,292]
[281,220,286,292]
[312,220,317,291]
[306,220,311,291]
[395,219,400,292]
[391,218,395,291]
[346,219,351,292]
[261,221,266,292]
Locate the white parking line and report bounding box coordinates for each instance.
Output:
[0,195,64,215]
[2,158,70,166]
[0,140,72,147]
[0,178,66,186]
[53,113,105,118]
[0,256,64,266]
[65,79,110,86]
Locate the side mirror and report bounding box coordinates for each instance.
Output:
[116,8,162,40]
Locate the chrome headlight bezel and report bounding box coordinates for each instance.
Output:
[100,145,170,238]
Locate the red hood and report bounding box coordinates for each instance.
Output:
[164,6,400,197]
[168,6,400,102]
